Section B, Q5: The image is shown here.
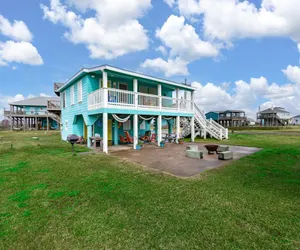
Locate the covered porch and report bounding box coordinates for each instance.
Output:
[80,112,195,153]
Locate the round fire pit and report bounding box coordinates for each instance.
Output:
[204,144,219,155]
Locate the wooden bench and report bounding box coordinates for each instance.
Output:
[218,151,233,160]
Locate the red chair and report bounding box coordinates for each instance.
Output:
[139,130,151,142]
[150,134,156,143]
[119,135,129,144]
[124,131,134,144]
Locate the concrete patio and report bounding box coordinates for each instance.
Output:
[110,142,261,177]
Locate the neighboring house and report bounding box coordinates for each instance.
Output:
[291,115,300,125]
[4,97,61,131]
[205,110,247,127]
[257,107,291,126]
[247,118,256,126]
[57,65,227,153]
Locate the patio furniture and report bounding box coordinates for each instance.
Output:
[139,130,151,142]
[150,134,156,143]
[89,137,102,149]
[218,151,233,160]
[217,145,229,153]
[119,135,129,144]
[76,136,85,144]
[186,145,203,159]
[204,144,219,154]
[186,145,199,151]
[186,150,203,159]
[124,131,133,144]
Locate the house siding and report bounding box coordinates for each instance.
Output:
[60,73,193,142]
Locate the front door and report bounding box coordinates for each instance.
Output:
[108,119,113,146]
[83,123,87,140]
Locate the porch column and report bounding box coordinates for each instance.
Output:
[35,117,38,130]
[157,115,162,146]
[133,114,138,149]
[191,116,195,142]
[176,116,180,143]
[47,115,49,131]
[134,79,138,108]
[103,113,108,153]
[176,88,180,112]
[158,84,162,110]
[102,70,108,108]
[114,119,119,145]
[87,125,92,147]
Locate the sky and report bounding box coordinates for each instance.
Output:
[1,0,300,119]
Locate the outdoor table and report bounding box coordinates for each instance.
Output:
[89,137,102,149]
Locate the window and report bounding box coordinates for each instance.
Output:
[78,80,82,103]
[62,92,66,108]
[70,85,75,105]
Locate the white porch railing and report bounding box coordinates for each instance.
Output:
[88,89,103,110]
[138,93,159,109]
[88,88,194,113]
[108,88,135,107]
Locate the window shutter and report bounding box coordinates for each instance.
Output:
[71,86,75,105]
[78,80,82,103]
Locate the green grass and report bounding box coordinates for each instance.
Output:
[0,131,300,249]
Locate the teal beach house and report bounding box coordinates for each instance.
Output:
[4,97,61,131]
[57,65,227,153]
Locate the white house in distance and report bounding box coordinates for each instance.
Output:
[291,115,300,125]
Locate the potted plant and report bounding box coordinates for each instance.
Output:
[136,140,143,150]
[178,138,184,144]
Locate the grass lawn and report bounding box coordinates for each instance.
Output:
[0,131,300,249]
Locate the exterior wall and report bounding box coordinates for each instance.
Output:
[24,106,47,115]
[205,112,219,121]
[61,72,194,141]
[291,116,300,125]
[61,75,93,140]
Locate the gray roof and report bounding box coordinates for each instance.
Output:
[258,107,290,114]
[9,96,59,107]
[210,110,245,114]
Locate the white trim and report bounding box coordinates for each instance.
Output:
[57,65,196,92]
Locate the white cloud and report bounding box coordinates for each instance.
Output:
[0,41,43,65]
[141,57,189,77]
[169,0,300,47]
[0,15,43,67]
[41,0,150,59]
[0,15,33,42]
[155,45,167,55]
[282,65,300,84]
[191,65,300,118]
[141,15,218,76]
[163,0,175,8]
[156,15,219,61]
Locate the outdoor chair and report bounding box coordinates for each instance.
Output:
[217,145,229,153]
[150,134,156,143]
[218,151,233,160]
[124,131,134,144]
[139,130,151,143]
[119,135,129,144]
[76,136,85,144]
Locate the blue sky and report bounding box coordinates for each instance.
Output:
[1,0,300,119]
